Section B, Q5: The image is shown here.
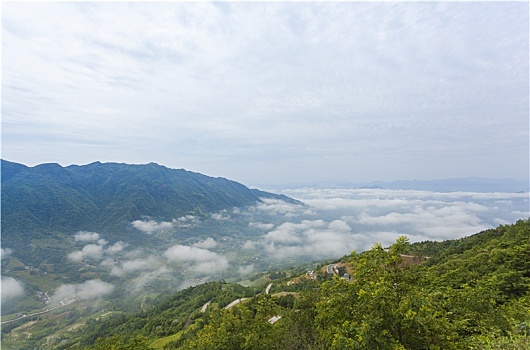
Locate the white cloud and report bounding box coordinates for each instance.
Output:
[178,215,197,222]
[107,241,127,254]
[193,237,217,249]
[68,244,104,262]
[74,231,100,242]
[192,260,229,275]
[238,264,255,276]
[51,279,114,303]
[1,277,25,303]
[253,198,310,217]
[242,240,257,250]
[61,187,529,275]
[259,219,358,260]
[110,256,160,277]
[163,244,229,274]
[212,212,230,220]
[129,266,172,291]
[69,238,128,264]
[251,187,529,260]
[164,245,218,263]
[493,217,511,225]
[355,200,490,240]
[76,280,115,300]
[132,219,175,234]
[265,222,305,244]
[368,231,409,247]
[328,219,351,232]
[0,248,13,259]
[99,258,115,267]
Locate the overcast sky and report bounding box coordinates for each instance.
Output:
[2,2,528,186]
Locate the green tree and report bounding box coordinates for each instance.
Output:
[89,334,150,350]
[315,237,457,350]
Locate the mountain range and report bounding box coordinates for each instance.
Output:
[259,177,529,193]
[1,160,298,259]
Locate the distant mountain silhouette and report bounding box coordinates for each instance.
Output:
[263,177,529,193]
[353,178,529,193]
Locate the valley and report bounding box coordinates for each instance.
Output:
[1,161,529,349]
[3,2,528,348]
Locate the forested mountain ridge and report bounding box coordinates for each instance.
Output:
[1,159,298,254]
[50,220,529,350]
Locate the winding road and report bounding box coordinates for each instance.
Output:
[327,264,337,274]
[200,300,211,313]
[223,298,250,309]
[1,299,76,325]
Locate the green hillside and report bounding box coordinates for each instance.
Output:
[39,220,529,350]
[1,159,298,263]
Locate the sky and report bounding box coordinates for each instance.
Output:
[2,1,529,186]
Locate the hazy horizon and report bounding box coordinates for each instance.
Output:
[2,159,528,193]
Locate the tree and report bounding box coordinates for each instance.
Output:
[89,335,150,350]
[315,237,457,350]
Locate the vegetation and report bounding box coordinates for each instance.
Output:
[1,159,298,265]
[48,282,258,349]
[3,161,528,350]
[44,220,529,349]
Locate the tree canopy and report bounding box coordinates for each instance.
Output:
[59,220,530,350]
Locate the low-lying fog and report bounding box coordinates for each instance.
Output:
[3,187,528,308]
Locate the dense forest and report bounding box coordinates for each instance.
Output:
[49,219,529,349]
[1,159,298,265]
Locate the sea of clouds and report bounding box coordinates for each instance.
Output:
[115,187,529,280]
[248,188,529,260]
